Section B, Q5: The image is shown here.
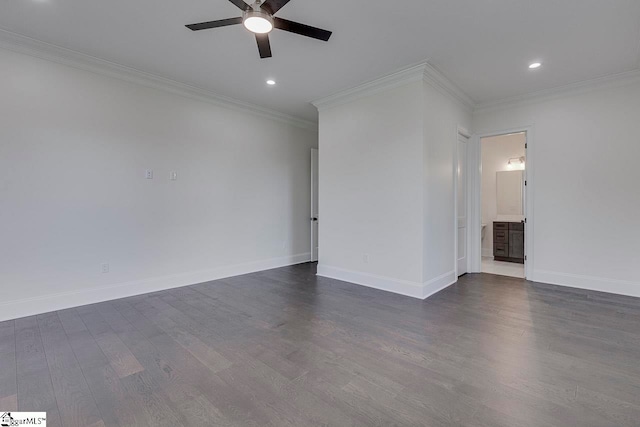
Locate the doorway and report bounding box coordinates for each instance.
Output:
[467,127,534,279]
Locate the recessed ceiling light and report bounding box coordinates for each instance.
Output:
[266,79,276,85]
[529,62,542,70]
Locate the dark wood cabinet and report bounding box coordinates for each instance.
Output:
[493,221,524,264]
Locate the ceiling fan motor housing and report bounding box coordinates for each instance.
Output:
[243,9,274,33]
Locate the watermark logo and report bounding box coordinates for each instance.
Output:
[1,412,46,426]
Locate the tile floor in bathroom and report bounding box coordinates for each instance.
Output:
[481,256,525,278]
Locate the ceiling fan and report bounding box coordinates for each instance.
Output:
[186,0,332,59]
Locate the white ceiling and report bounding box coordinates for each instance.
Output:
[2,0,639,122]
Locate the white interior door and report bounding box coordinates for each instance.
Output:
[310,148,319,262]
[457,133,469,275]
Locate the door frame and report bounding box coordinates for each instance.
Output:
[310,148,319,262]
[454,126,471,277]
[468,125,535,279]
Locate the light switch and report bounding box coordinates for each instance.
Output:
[170,171,178,181]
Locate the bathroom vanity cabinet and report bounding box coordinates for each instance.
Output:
[493,221,524,263]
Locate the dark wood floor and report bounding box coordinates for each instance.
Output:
[2,264,640,426]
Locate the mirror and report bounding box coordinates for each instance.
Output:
[496,170,524,215]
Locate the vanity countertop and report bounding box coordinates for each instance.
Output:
[495,215,525,222]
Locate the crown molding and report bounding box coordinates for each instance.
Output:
[474,68,640,114]
[0,29,317,130]
[312,62,429,111]
[422,63,475,112]
[311,61,475,113]
[312,52,640,117]
[4,28,639,126]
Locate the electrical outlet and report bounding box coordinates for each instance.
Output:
[101,263,110,273]
[145,169,153,179]
[170,171,178,181]
[363,254,370,264]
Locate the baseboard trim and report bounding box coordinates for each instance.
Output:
[316,264,456,300]
[422,270,457,299]
[532,269,640,299]
[0,253,311,322]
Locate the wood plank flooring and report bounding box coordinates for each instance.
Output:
[1,263,640,426]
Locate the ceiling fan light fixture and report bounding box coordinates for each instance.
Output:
[243,10,274,33]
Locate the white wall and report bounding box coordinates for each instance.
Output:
[423,83,472,284]
[0,48,317,320]
[480,133,526,256]
[317,81,426,294]
[473,80,640,296]
[316,68,472,299]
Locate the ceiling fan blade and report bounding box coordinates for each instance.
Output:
[273,18,332,41]
[255,34,272,58]
[186,17,243,31]
[228,0,251,11]
[260,0,291,15]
